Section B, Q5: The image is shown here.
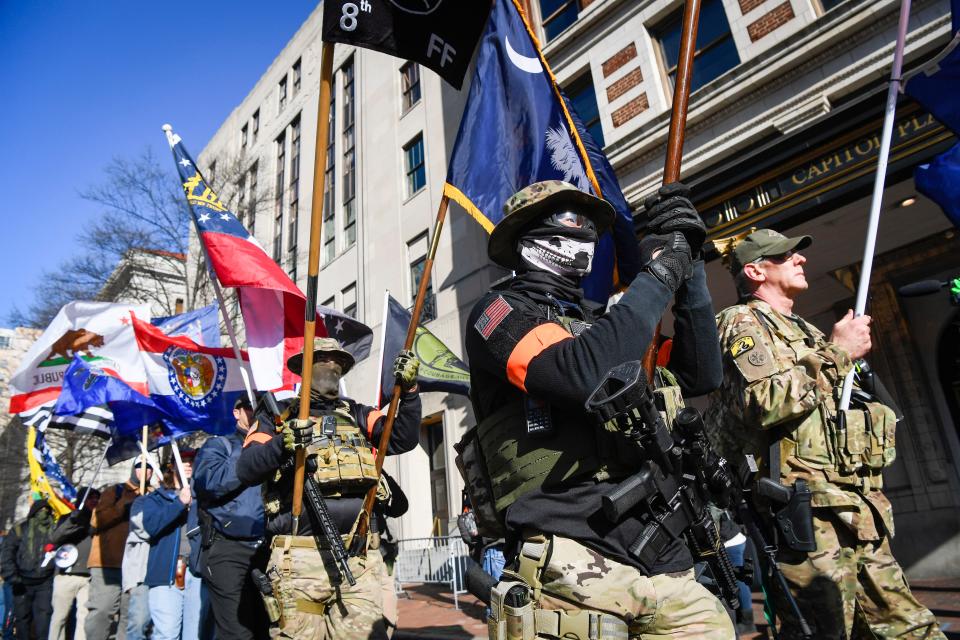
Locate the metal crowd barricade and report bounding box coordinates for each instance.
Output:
[393,535,469,609]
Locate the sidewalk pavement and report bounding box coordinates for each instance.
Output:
[395,578,960,640]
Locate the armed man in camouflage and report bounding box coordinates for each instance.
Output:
[705,228,943,639]
[460,180,733,639]
[236,338,421,640]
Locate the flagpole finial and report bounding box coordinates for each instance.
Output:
[161,124,179,149]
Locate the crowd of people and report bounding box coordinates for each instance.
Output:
[0,177,950,640]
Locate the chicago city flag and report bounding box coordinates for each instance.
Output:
[164,126,372,392]
[131,314,247,435]
[10,301,151,436]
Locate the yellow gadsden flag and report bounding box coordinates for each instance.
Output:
[27,426,76,517]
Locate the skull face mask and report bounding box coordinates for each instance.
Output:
[310,359,343,400]
[517,211,598,277]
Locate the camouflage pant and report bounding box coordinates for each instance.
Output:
[774,511,944,640]
[531,535,734,639]
[268,542,387,640]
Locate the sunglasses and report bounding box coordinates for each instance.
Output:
[753,250,796,265]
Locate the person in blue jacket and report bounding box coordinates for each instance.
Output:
[193,395,269,640]
[132,449,211,640]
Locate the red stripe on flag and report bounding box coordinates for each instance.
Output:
[131,314,249,359]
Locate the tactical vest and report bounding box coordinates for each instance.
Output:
[455,312,686,538]
[749,305,896,487]
[263,401,378,517]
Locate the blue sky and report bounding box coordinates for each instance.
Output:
[0,1,319,324]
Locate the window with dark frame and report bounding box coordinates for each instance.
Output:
[321,296,335,310]
[323,93,337,265]
[342,283,357,319]
[279,76,288,111]
[207,161,217,188]
[565,73,605,147]
[655,0,740,95]
[237,171,247,228]
[408,232,436,323]
[241,124,248,151]
[420,415,449,535]
[247,161,258,237]
[400,62,421,111]
[403,135,426,198]
[819,0,845,10]
[292,58,302,96]
[342,59,357,248]
[540,0,582,42]
[252,109,260,142]
[273,132,285,264]
[288,116,301,281]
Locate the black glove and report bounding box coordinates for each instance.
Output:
[644,182,706,257]
[640,232,693,292]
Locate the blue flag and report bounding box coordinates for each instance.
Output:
[151,304,221,347]
[54,356,167,430]
[905,0,960,135]
[379,294,469,406]
[916,142,960,227]
[443,0,638,302]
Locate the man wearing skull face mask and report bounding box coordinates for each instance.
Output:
[236,338,421,639]
[463,180,731,638]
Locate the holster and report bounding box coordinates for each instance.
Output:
[768,479,816,553]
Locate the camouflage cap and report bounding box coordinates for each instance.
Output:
[286,336,355,375]
[730,228,812,273]
[488,180,616,270]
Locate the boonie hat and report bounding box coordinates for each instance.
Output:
[488,180,616,270]
[730,228,812,273]
[286,337,355,376]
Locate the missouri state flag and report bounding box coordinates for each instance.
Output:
[132,314,246,436]
[443,0,639,303]
[163,126,372,392]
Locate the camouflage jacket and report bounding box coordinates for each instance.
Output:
[704,298,894,541]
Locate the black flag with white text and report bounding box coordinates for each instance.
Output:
[322,0,492,89]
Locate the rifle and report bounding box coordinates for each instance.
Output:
[261,392,357,586]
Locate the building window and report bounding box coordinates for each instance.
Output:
[288,116,301,280]
[408,232,436,323]
[342,283,357,319]
[655,0,740,94]
[0,336,11,349]
[403,135,426,198]
[321,296,335,310]
[292,58,302,96]
[342,59,357,248]
[566,73,604,147]
[819,0,845,10]
[400,62,421,111]
[240,124,248,151]
[237,171,248,227]
[247,162,258,237]
[540,0,581,42]
[323,93,337,265]
[252,109,260,142]
[278,76,288,111]
[207,160,217,188]
[273,133,285,264]
[420,414,449,535]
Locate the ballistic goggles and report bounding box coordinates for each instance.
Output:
[547,210,597,233]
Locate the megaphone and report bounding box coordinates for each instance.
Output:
[53,544,79,569]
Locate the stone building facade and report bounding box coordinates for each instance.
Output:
[197,0,959,574]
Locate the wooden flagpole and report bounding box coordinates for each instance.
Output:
[139,425,149,495]
[352,195,450,548]
[642,0,702,381]
[292,41,336,536]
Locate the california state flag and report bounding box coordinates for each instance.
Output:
[10,301,151,434]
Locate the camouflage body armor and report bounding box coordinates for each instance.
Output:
[263,400,379,517]
[456,310,686,539]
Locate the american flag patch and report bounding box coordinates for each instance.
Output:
[475,296,513,340]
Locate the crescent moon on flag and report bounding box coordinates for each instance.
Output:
[505,36,543,74]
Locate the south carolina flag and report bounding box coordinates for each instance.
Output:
[132,315,246,435]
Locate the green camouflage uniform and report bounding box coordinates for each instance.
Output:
[705,298,943,640]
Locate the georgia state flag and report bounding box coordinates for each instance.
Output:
[132,315,246,435]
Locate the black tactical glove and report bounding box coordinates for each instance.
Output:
[393,350,419,393]
[282,419,315,454]
[644,182,706,257]
[640,232,694,292]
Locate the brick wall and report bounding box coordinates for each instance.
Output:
[739,0,766,14]
[747,1,796,42]
[606,68,643,102]
[612,94,649,127]
[602,43,638,77]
